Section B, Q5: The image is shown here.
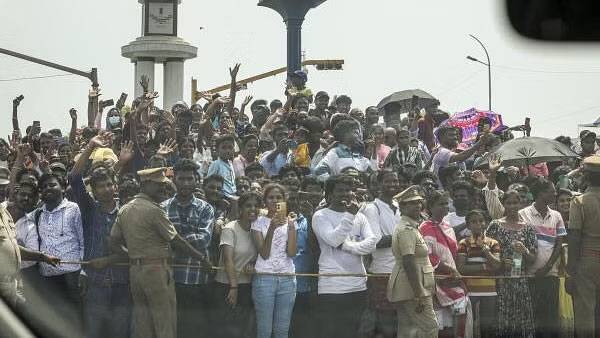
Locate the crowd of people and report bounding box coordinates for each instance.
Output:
[0,63,598,338]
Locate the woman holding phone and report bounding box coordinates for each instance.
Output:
[251,183,298,338]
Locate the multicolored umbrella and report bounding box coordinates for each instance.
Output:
[439,108,506,149]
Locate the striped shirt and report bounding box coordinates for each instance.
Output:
[383,146,424,171]
[457,236,501,296]
[519,204,566,276]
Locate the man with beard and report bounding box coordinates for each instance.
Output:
[432,126,490,178]
[6,182,60,306]
[360,170,402,338]
[312,174,379,338]
[69,132,131,338]
[251,99,270,131]
[384,128,424,171]
[161,159,215,338]
[309,91,331,130]
[18,172,84,335]
[110,167,210,338]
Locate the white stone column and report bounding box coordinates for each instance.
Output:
[134,58,155,98]
[163,58,184,110]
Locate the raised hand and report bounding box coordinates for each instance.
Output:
[16,143,32,158]
[157,138,177,157]
[229,63,241,80]
[242,95,253,107]
[140,75,150,93]
[119,141,135,163]
[69,108,77,121]
[88,131,111,149]
[138,92,159,111]
[13,95,24,107]
[488,153,503,172]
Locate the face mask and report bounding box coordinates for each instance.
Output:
[108,116,121,126]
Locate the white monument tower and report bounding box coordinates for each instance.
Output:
[122,0,197,110]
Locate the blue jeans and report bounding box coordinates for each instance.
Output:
[252,275,297,338]
[84,282,131,338]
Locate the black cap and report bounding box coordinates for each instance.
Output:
[315,91,329,99]
[580,130,597,141]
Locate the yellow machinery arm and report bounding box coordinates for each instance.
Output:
[191,59,343,104]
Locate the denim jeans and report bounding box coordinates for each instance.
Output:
[84,282,131,338]
[252,275,296,338]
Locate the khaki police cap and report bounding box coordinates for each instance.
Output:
[583,155,600,173]
[394,185,424,203]
[137,167,170,183]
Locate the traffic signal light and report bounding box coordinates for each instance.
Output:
[313,60,343,70]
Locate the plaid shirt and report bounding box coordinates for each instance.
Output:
[162,196,215,285]
[383,146,424,171]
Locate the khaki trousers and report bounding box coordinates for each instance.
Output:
[130,263,176,338]
[395,296,438,338]
[573,256,600,338]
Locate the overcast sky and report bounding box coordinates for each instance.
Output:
[2,0,600,139]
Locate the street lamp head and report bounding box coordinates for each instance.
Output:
[466,55,478,62]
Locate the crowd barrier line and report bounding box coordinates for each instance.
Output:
[58,260,536,279]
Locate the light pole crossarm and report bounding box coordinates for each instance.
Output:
[0,47,98,87]
[468,34,491,111]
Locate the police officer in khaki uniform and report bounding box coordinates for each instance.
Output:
[568,155,600,337]
[0,201,60,308]
[387,185,438,338]
[110,168,210,338]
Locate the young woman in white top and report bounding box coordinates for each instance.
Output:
[214,191,261,338]
[251,183,297,338]
[312,174,379,338]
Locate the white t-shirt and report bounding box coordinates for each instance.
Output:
[216,221,257,285]
[251,216,295,274]
[360,199,401,273]
[312,208,379,294]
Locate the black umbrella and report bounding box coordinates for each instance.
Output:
[376,89,439,115]
[489,136,579,167]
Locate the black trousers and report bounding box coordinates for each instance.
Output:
[317,291,367,338]
[20,268,83,338]
[290,291,318,338]
[212,283,255,338]
[530,276,559,338]
[175,283,215,338]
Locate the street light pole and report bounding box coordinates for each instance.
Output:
[467,34,491,111]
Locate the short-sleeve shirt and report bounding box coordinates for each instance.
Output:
[457,236,501,296]
[387,215,433,302]
[110,194,178,259]
[569,187,600,251]
[519,204,566,276]
[251,216,295,274]
[432,147,466,178]
[215,221,257,285]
